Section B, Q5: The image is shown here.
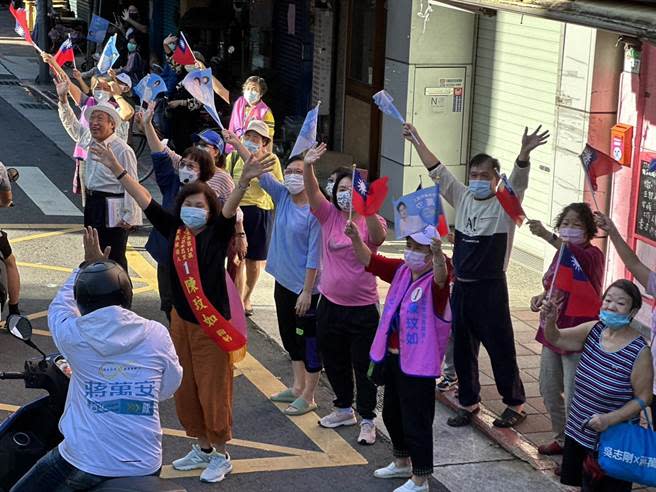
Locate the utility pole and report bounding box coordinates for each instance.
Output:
[35,0,51,84]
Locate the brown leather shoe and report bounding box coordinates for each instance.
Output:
[538,441,564,456]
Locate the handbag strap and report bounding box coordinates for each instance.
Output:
[633,397,653,430]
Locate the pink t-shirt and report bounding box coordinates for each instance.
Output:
[312,200,387,306]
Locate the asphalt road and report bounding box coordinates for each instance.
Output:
[0,73,449,491]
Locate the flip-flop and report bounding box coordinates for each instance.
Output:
[270,388,297,403]
[244,308,254,317]
[284,397,318,416]
[493,408,527,428]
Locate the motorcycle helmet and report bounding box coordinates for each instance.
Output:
[74,260,133,315]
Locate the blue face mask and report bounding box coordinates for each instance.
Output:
[469,179,493,199]
[243,140,260,154]
[599,309,632,330]
[180,206,208,230]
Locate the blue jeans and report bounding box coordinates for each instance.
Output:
[10,447,109,492]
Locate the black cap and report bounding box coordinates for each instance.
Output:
[74,260,133,316]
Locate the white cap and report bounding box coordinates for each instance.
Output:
[83,102,122,130]
[116,73,132,89]
[409,225,438,245]
[245,119,271,140]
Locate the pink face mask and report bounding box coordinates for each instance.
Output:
[559,227,586,245]
[404,249,430,272]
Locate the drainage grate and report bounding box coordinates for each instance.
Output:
[19,102,53,110]
[0,80,20,86]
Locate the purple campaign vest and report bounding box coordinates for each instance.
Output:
[370,265,451,378]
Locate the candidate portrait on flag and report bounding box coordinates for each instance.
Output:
[393,186,449,239]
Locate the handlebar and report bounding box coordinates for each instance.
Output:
[0,372,25,380]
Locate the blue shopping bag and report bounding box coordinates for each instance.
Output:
[598,398,656,486]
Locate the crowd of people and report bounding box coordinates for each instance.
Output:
[2,6,656,491]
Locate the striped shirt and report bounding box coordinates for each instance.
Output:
[565,322,647,449]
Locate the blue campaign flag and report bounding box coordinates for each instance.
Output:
[182,68,224,129]
[97,34,119,74]
[134,74,167,104]
[373,90,405,124]
[393,186,448,239]
[87,14,110,44]
[290,102,321,158]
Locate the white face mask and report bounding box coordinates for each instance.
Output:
[244,89,260,105]
[93,89,111,103]
[336,190,352,211]
[559,227,586,245]
[179,167,199,184]
[403,249,431,273]
[284,174,304,195]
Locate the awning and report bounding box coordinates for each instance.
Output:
[431,0,656,43]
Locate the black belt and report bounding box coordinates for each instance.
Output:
[86,190,124,198]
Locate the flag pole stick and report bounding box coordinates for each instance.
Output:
[547,242,566,301]
[583,164,601,211]
[69,34,77,70]
[349,163,356,222]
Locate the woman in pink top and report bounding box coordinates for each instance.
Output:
[595,211,656,422]
[303,144,387,446]
[527,203,604,459]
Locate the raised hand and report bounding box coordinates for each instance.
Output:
[344,220,361,241]
[221,129,240,147]
[241,153,276,182]
[402,123,419,143]
[430,237,443,258]
[71,68,82,80]
[594,211,614,233]
[89,144,120,173]
[55,79,70,102]
[121,9,130,21]
[527,219,549,239]
[519,125,550,160]
[304,143,327,165]
[83,226,111,263]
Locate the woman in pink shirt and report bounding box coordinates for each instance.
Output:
[303,144,387,446]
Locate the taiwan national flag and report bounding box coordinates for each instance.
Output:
[172,32,196,66]
[496,174,526,226]
[352,170,389,217]
[579,144,622,191]
[553,246,601,318]
[9,3,33,44]
[54,37,74,66]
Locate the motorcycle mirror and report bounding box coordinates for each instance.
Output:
[6,315,32,341]
[7,168,19,182]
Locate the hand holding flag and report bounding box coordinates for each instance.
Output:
[290,102,320,158]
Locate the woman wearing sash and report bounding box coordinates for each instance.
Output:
[91,143,275,484]
[346,223,451,492]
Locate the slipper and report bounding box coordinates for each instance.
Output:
[244,309,254,317]
[284,397,318,416]
[493,407,527,428]
[446,407,480,427]
[270,388,297,403]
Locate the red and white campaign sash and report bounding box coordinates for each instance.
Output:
[173,227,247,360]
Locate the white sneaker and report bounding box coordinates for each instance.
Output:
[172,444,216,471]
[318,409,357,428]
[357,419,376,445]
[200,452,232,483]
[394,479,429,492]
[374,462,413,479]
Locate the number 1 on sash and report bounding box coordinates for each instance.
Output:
[183,261,190,275]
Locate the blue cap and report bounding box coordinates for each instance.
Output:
[192,129,225,155]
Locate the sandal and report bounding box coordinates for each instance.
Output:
[270,388,297,403]
[244,308,254,317]
[446,407,480,427]
[284,397,318,416]
[493,407,527,428]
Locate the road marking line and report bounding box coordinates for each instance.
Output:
[9,226,81,243]
[1,224,83,230]
[16,262,73,273]
[13,167,82,216]
[126,248,159,291]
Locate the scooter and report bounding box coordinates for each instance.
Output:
[0,315,186,492]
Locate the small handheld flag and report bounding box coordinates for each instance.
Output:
[9,3,32,44]
[54,36,75,67]
[373,90,404,123]
[551,244,601,317]
[496,174,526,227]
[182,68,224,129]
[97,34,119,74]
[393,186,448,239]
[351,169,389,217]
[290,102,320,158]
[134,73,167,105]
[87,14,110,44]
[172,32,197,66]
[579,144,622,192]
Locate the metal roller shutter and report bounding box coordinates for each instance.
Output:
[471,11,563,267]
